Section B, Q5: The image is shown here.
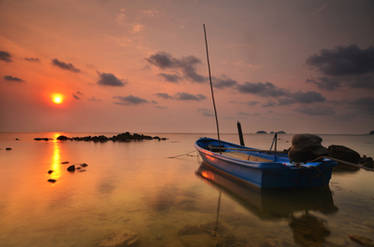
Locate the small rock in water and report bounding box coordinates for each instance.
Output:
[61,161,69,164]
[99,230,138,247]
[34,137,49,141]
[15,138,19,141]
[47,179,57,183]
[80,163,88,167]
[349,235,374,247]
[5,147,12,151]
[78,169,87,172]
[48,170,53,174]
[67,165,75,172]
[76,166,81,170]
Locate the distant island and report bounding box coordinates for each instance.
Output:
[270,130,286,134]
[258,130,287,134]
[256,130,267,134]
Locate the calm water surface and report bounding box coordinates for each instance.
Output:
[0,133,373,247]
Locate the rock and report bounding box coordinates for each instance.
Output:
[361,156,374,168]
[328,145,361,164]
[370,130,374,135]
[256,130,267,134]
[278,130,286,134]
[47,179,57,183]
[76,166,81,170]
[80,163,88,167]
[34,137,49,141]
[288,134,328,163]
[161,138,167,141]
[78,169,86,172]
[5,147,12,151]
[67,165,75,172]
[153,136,161,141]
[57,135,69,141]
[349,235,374,247]
[48,170,53,174]
[15,138,19,141]
[99,230,138,247]
[61,161,69,164]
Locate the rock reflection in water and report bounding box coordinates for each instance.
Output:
[195,162,338,246]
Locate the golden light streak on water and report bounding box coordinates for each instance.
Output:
[50,133,61,180]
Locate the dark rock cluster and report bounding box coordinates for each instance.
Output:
[370,130,374,135]
[56,132,167,143]
[288,134,374,169]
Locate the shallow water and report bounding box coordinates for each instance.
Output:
[0,132,373,247]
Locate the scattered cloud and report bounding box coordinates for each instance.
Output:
[198,108,213,117]
[3,75,24,82]
[158,73,181,83]
[279,91,326,105]
[349,97,374,115]
[52,58,80,73]
[237,81,287,97]
[155,93,173,99]
[72,91,82,100]
[175,92,206,101]
[155,92,206,101]
[25,57,40,62]
[306,77,341,91]
[213,76,237,89]
[0,50,12,62]
[247,101,259,106]
[306,45,374,76]
[295,106,335,116]
[306,45,374,91]
[113,95,148,105]
[262,101,276,107]
[97,72,126,87]
[146,52,206,83]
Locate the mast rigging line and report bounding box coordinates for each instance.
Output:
[203,24,221,142]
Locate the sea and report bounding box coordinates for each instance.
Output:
[0,132,373,247]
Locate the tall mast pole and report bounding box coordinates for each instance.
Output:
[203,24,221,141]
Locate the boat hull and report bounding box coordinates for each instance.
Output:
[195,137,336,189]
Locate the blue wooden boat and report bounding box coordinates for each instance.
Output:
[195,137,337,189]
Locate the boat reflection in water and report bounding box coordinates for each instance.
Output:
[196,162,338,246]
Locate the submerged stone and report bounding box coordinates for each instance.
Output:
[67,165,75,172]
[80,163,88,167]
[5,147,12,151]
[99,230,138,247]
[48,170,53,174]
[47,179,56,183]
[61,161,69,164]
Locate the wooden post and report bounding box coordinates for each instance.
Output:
[237,121,245,146]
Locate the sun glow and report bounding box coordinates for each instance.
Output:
[52,93,64,104]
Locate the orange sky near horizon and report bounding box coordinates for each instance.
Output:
[0,0,373,134]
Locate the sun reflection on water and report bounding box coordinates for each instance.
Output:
[50,133,61,180]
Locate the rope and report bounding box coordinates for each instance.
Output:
[167,150,198,159]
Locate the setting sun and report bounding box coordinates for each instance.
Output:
[51,93,64,104]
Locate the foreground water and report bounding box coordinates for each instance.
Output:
[0,132,373,247]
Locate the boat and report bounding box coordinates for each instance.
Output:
[195,137,337,189]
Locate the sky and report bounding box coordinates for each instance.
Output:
[0,0,373,134]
